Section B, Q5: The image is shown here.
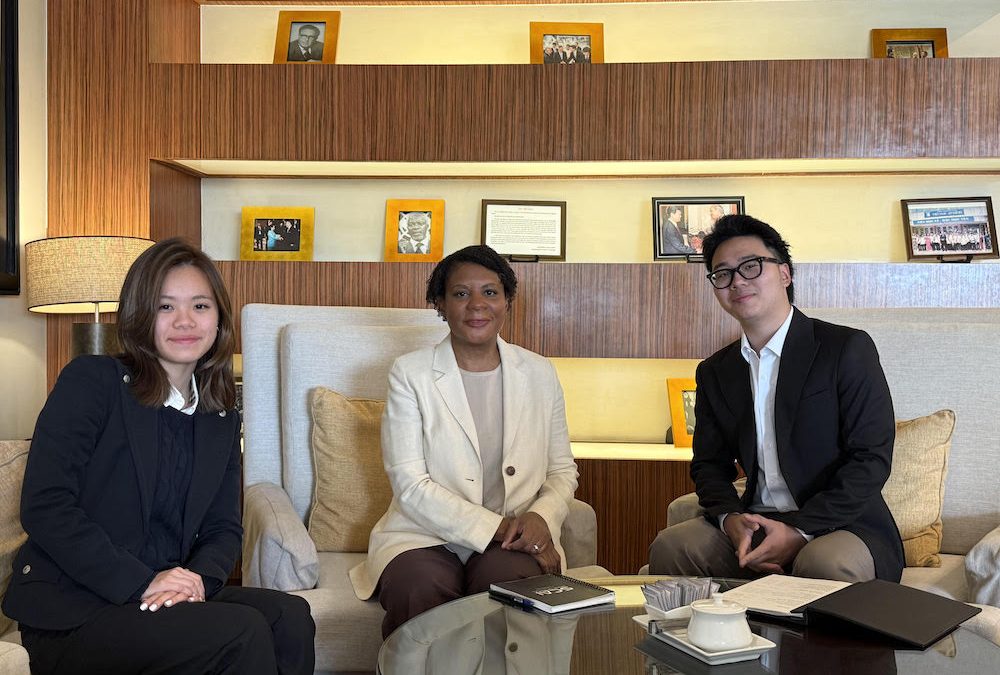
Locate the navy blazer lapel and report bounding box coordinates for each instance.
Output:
[774,309,819,470]
[716,345,757,478]
[183,410,231,542]
[119,371,158,530]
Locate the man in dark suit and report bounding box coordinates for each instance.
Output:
[649,214,903,582]
[287,24,324,62]
[659,204,696,256]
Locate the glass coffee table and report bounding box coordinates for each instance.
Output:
[377,575,999,674]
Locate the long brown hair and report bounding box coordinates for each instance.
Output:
[117,238,236,412]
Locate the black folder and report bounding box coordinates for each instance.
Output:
[795,579,981,650]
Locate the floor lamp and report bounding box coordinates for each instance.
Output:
[25,236,155,357]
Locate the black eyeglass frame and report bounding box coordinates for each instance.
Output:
[706,256,783,289]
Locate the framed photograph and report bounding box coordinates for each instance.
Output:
[530,22,604,65]
[481,199,566,261]
[273,11,340,64]
[652,197,745,261]
[871,28,948,59]
[240,206,315,261]
[0,0,19,295]
[901,197,997,261]
[667,378,697,448]
[384,199,445,262]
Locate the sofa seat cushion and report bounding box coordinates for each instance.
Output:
[308,388,392,552]
[882,410,955,567]
[0,441,29,638]
[295,551,384,673]
[900,553,968,600]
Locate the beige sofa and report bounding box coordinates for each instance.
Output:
[0,440,30,675]
[239,304,607,674]
[661,308,1000,643]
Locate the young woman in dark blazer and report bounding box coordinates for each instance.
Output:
[3,238,315,674]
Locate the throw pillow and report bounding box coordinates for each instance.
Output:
[307,387,392,552]
[0,440,29,636]
[882,410,955,568]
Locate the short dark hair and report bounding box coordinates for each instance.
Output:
[426,245,517,307]
[702,214,795,303]
[117,237,236,412]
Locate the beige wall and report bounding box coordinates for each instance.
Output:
[0,0,47,439]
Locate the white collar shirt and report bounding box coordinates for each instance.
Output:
[164,373,199,416]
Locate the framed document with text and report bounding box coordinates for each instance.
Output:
[480,200,566,261]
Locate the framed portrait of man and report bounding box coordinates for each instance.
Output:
[384,199,445,262]
[273,11,341,64]
[652,196,745,261]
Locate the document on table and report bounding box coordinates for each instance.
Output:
[720,575,851,621]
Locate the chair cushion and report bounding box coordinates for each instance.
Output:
[0,441,29,637]
[882,410,955,567]
[307,388,392,552]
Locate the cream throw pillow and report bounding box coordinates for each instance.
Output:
[307,387,392,552]
[0,441,29,636]
[882,410,955,568]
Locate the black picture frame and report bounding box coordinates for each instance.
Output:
[0,0,19,295]
[480,199,567,261]
[652,196,744,262]
[901,196,998,262]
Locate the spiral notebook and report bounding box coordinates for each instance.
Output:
[489,574,615,613]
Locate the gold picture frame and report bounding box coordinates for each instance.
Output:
[273,11,341,64]
[384,199,445,262]
[871,28,948,59]
[240,206,315,261]
[530,22,605,65]
[667,378,697,448]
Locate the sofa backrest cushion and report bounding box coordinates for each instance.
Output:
[0,440,29,636]
[806,308,1000,555]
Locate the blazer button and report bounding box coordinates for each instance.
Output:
[122,374,130,383]
[505,465,516,476]
[219,410,226,417]
[22,564,30,574]
[508,642,518,653]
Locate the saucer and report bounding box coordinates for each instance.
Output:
[632,614,776,665]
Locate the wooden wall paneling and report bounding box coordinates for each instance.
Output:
[147,60,1000,163]
[148,0,201,64]
[576,458,696,575]
[149,161,202,244]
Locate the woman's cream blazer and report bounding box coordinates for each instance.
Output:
[350,336,578,600]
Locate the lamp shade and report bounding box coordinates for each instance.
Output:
[25,236,155,314]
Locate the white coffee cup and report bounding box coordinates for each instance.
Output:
[686,594,754,652]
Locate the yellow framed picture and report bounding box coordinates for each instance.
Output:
[530,22,604,65]
[240,206,315,261]
[870,28,948,59]
[273,11,341,64]
[384,199,445,262]
[667,378,697,448]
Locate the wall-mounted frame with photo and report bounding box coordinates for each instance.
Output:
[652,197,744,261]
[273,11,341,64]
[901,197,997,261]
[667,378,697,448]
[240,206,315,261]
[385,199,445,262]
[0,0,19,295]
[529,22,604,64]
[481,199,566,261]
[871,28,948,59]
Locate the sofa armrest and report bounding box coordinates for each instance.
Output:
[966,524,1000,607]
[242,482,319,592]
[0,637,29,675]
[560,499,598,568]
[666,477,747,528]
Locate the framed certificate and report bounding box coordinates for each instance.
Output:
[480,200,567,261]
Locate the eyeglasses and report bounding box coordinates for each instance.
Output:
[706,256,783,289]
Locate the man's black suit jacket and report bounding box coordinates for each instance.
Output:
[287,41,324,62]
[2,356,243,630]
[691,308,904,581]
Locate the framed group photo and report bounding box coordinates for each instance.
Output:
[667,378,697,448]
[273,11,340,64]
[652,197,744,261]
[871,28,948,59]
[901,197,997,261]
[529,22,604,64]
[240,206,315,261]
[481,199,566,261]
[384,199,445,262]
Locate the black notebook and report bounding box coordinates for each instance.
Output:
[489,574,615,613]
[795,579,981,649]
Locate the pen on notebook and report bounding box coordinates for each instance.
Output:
[489,592,535,611]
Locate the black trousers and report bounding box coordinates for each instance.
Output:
[19,587,315,675]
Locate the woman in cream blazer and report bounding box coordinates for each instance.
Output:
[350,246,578,637]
